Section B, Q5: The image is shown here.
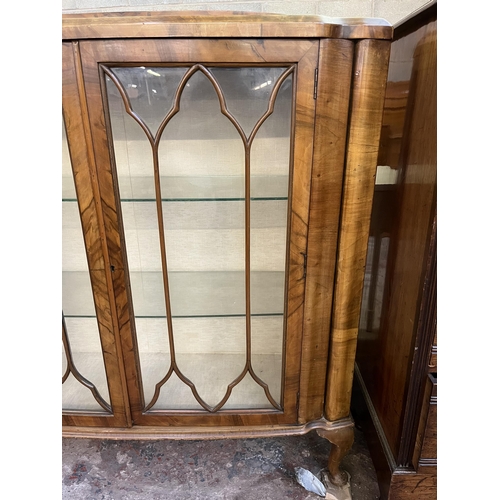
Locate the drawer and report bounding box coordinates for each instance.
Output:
[429,331,437,371]
[418,373,437,466]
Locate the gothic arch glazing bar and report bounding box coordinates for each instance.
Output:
[103,63,295,412]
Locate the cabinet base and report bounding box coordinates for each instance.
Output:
[63,416,353,441]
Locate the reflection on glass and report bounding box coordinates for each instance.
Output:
[158,69,246,204]
[134,318,171,407]
[108,66,187,136]
[105,65,293,411]
[371,236,390,331]
[107,78,171,409]
[223,372,277,409]
[249,76,292,404]
[359,235,390,334]
[62,119,111,412]
[358,163,397,340]
[211,67,289,137]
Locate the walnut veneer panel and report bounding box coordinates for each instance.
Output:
[62,42,131,428]
[298,38,354,423]
[325,38,391,421]
[63,11,392,41]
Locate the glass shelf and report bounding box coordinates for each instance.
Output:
[62,270,285,318]
[120,198,287,229]
[126,175,288,201]
[62,175,289,202]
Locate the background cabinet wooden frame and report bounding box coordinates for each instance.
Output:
[351,2,437,498]
[62,14,392,480]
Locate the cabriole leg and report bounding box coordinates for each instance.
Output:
[316,424,354,486]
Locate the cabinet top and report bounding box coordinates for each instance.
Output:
[62,11,393,41]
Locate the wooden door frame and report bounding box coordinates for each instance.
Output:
[62,41,131,428]
[77,38,319,427]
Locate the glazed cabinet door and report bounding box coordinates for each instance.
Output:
[78,38,318,426]
[62,42,131,427]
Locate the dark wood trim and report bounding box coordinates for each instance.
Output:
[358,9,436,456]
[398,215,437,467]
[352,367,437,500]
[393,1,436,39]
[351,365,394,499]
[413,373,437,468]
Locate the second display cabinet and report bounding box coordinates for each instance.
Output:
[62,11,392,487]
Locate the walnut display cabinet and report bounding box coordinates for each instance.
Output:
[62,11,392,485]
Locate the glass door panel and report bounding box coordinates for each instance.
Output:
[104,64,292,412]
[250,75,293,404]
[62,119,111,413]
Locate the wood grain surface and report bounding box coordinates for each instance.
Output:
[298,38,354,423]
[78,37,318,426]
[367,20,437,458]
[324,39,391,421]
[63,42,131,428]
[62,11,392,41]
[62,416,353,439]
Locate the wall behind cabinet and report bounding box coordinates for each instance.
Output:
[62,0,432,26]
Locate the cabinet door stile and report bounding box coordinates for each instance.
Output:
[299,39,354,423]
[62,41,131,428]
[79,41,146,419]
[281,42,320,423]
[325,39,391,421]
